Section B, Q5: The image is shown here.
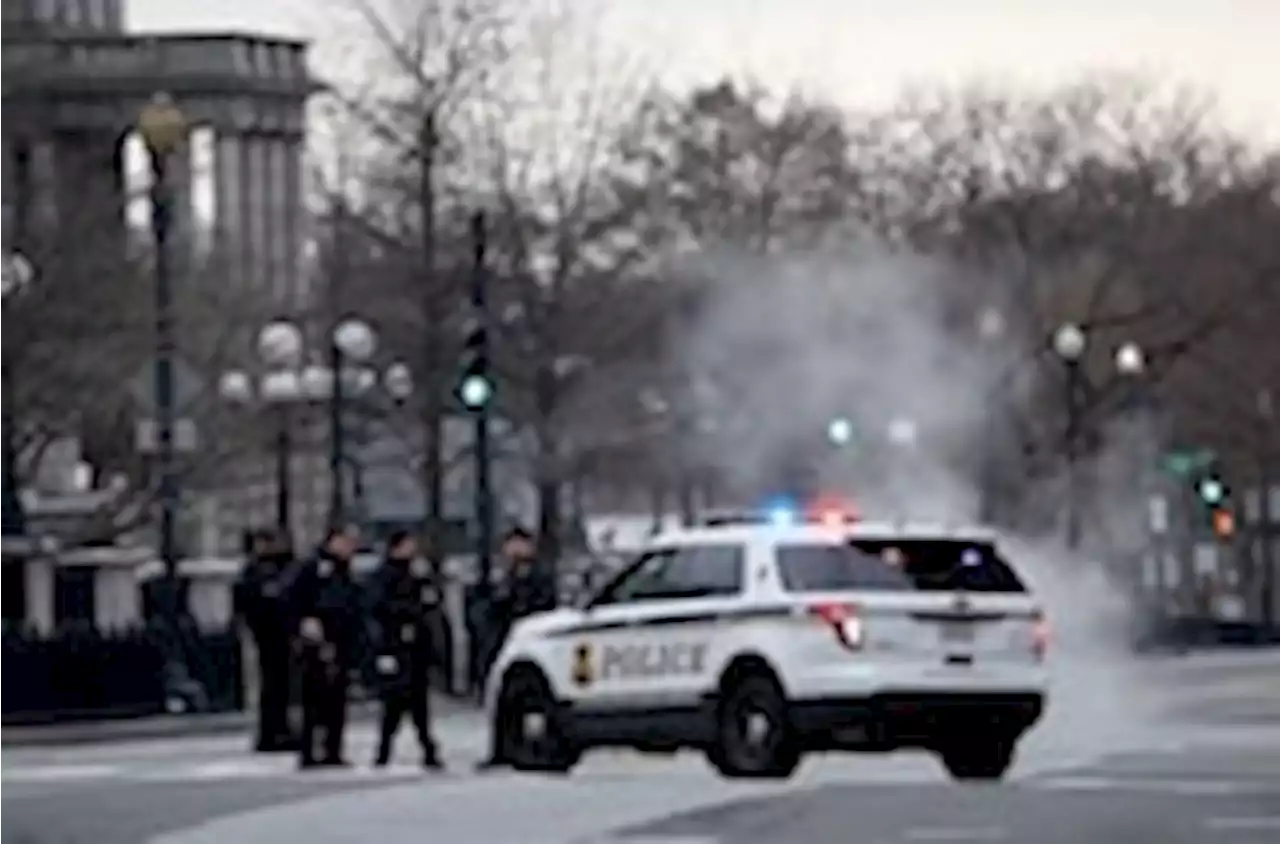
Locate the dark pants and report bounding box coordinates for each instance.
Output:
[474,618,512,698]
[254,637,293,748]
[299,658,350,765]
[478,623,515,763]
[376,672,437,764]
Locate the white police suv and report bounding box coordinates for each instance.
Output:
[483,512,1049,781]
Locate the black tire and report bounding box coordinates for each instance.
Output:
[938,738,1016,781]
[706,672,801,779]
[496,667,580,774]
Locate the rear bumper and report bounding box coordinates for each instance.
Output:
[789,691,1045,750]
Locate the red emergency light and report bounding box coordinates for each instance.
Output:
[807,493,860,527]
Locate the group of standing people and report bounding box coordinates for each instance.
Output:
[235,523,556,772]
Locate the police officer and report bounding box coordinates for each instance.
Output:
[475,526,558,771]
[234,528,298,752]
[290,525,364,769]
[368,531,445,769]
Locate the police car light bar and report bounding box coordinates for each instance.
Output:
[698,506,858,528]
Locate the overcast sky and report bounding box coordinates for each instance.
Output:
[127,0,1280,142]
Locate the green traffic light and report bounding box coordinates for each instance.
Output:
[1197,477,1225,505]
[459,374,493,409]
[827,417,854,446]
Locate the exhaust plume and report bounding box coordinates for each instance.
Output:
[664,242,1172,757]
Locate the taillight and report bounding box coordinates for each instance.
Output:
[811,602,863,650]
[1031,611,1050,661]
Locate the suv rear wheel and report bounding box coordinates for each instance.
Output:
[937,737,1016,781]
[706,672,801,779]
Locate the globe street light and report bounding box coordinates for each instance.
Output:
[977,307,1006,342]
[827,416,855,447]
[1053,322,1087,362]
[0,252,33,540]
[1115,341,1145,377]
[222,318,407,540]
[887,417,919,448]
[1054,322,1087,550]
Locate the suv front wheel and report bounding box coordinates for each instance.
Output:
[496,667,581,774]
[706,672,802,779]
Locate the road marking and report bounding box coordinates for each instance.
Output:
[1034,776,1273,796]
[1204,816,1280,833]
[4,757,438,786]
[1,763,120,782]
[902,827,1007,842]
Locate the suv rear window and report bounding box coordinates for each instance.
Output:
[777,539,1026,593]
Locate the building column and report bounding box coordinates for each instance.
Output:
[25,555,53,635]
[282,134,304,307]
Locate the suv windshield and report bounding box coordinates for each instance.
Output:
[777,539,1026,593]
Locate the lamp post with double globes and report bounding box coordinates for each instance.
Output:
[220,318,411,542]
[1053,322,1088,550]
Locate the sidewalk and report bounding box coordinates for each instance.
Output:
[1,694,479,749]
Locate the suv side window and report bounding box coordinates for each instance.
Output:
[593,544,744,606]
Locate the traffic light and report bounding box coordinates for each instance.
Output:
[457,323,493,411]
[827,417,854,447]
[1193,467,1235,539]
[1196,475,1226,506]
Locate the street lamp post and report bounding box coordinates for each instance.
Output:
[138,93,188,611]
[1053,322,1087,550]
[1257,388,1276,633]
[2,254,35,549]
[976,307,1006,523]
[1114,341,1160,604]
[329,318,377,527]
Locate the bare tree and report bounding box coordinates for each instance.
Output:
[314,0,516,560]
[648,78,859,255]
[458,0,673,560]
[855,76,1279,483]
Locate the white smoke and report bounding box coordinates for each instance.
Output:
[665,241,1173,755]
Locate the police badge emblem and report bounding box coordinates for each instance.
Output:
[410,558,430,578]
[420,585,440,605]
[572,642,594,686]
[318,560,333,577]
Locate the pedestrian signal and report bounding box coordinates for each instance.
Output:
[1211,508,1235,539]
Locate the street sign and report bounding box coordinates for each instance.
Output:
[128,358,205,412]
[1160,448,1215,477]
[135,418,198,453]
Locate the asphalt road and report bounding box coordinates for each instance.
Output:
[3,649,1278,844]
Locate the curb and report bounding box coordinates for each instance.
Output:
[2,695,482,749]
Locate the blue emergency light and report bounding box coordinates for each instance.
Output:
[768,506,797,525]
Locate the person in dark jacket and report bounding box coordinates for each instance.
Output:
[290,525,364,769]
[368,531,445,769]
[234,528,298,752]
[475,526,558,771]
